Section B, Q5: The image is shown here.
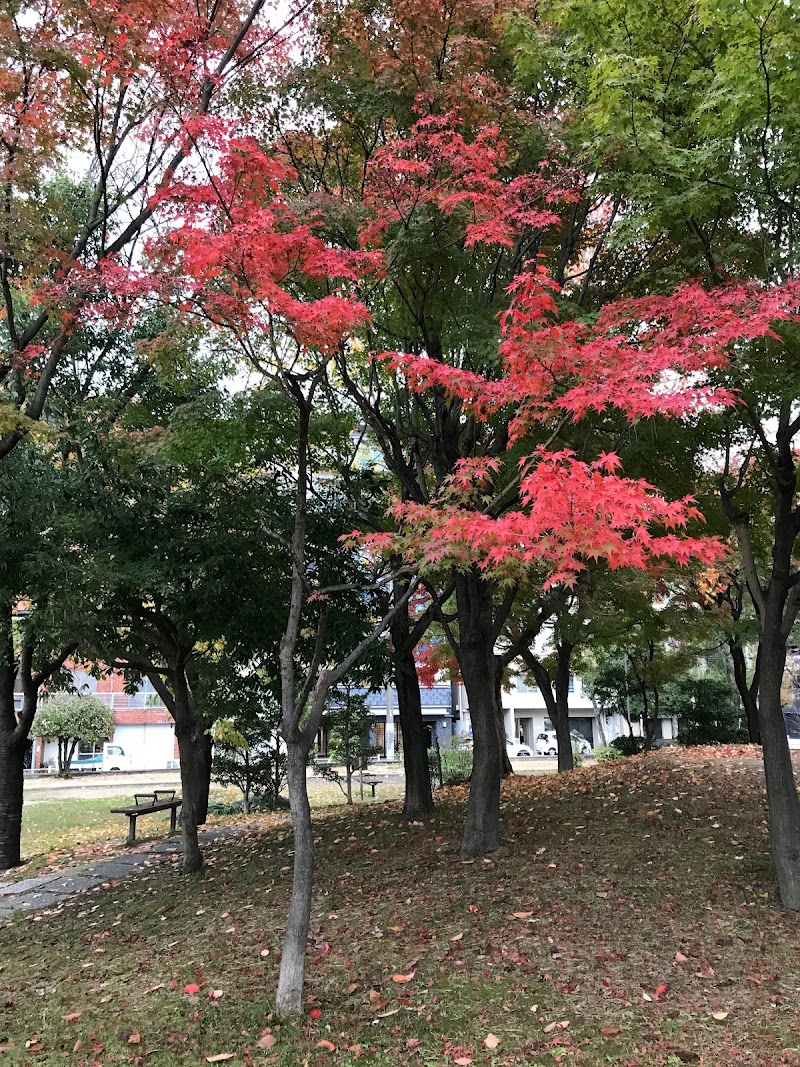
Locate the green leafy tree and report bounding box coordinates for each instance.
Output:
[33,694,113,776]
[529,0,800,907]
[317,686,380,804]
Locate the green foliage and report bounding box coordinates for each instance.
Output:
[316,687,382,802]
[610,735,646,757]
[670,676,747,746]
[571,740,583,768]
[33,693,114,776]
[428,747,473,787]
[594,744,623,762]
[212,719,287,814]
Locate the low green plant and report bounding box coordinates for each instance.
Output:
[610,735,646,757]
[428,746,473,787]
[594,744,623,762]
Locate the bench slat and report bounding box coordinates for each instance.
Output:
[110,799,182,816]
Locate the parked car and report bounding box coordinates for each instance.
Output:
[535,730,592,757]
[60,744,132,773]
[506,739,534,758]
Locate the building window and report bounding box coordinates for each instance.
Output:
[372,722,386,757]
[568,675,575,693]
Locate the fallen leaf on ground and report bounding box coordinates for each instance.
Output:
[392,971,415,983]
[374,1008,401,1018]
[543,1022,558,1034]
[711,1011,729,1021]
[450,932,464,942]
[257,1032,277,1049]
[184,984,201,995]
[484,1033,501,1049]
[512,911,533,919]
[309,1007,322,1020]
[674,952,688,964]
[317,1039,336,1052]
[208,989,224,1000]
[205,1055,236,1063]
[127,1032,141,1045]
[61,1013,81,1024]
[600,1025,621,1036]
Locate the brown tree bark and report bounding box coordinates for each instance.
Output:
[729,638,761,744]
[393,632,434,818]
[521,641,574,772]
[456,571,502,857]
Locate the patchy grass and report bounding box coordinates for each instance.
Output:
[20,795,176,862]
[2,749,800,1066]
[8,781,405,881]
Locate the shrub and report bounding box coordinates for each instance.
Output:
[428,746,473,787]
[610,735,646,757]
[594,744,623,762]
[676,723,749,746]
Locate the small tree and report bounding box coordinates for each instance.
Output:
[212,711,287,814]
[318,686,380,803]
[34,694,114,776]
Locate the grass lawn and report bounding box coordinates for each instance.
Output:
[2,749,799,1066]
[12,782,406,877]
[20,795,176,864]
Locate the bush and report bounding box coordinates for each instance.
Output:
[594,743,624,762]
[676,723,749,746]
[610,735,646,757]
[428,746,473,787]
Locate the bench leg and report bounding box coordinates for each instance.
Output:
[170,805,178,834]
[370,783,377,798]
[127,815,137,845]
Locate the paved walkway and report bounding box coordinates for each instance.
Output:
[0,828,234,917]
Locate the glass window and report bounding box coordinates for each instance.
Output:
[372,722,386,757]
[78,741,104,757]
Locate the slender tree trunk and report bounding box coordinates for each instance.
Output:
[391,594,434,820]
[0,732,25,870]
[758,609,800,909]
[457,571,501,857]
[524,646,574,772]
[494,656,513,776]
[276,741,314,1014]
[553,642,574,773]
[730,638,761,744]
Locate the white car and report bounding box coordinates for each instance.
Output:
[535,730,592,757]
[506,739,534,758]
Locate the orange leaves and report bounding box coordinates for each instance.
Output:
[391,970,415,983]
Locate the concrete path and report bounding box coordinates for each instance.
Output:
[0,828,234,918]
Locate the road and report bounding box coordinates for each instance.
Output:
[22,757,559,802]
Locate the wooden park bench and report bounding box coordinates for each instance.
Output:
[356,773,384,798]
[110,790,182,845]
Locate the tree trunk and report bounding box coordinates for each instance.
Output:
[553,642,574,773]
[0,732,25,870]
[391,601,435,820]
[758,614,800,909]
[456,571,501,857]
[175,715,212,874]
[494,656,513,776]
[523,646,574,772]
[276,742,314,1014]
[730,638,761,744]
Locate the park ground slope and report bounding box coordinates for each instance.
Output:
[1,749,799,1066]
